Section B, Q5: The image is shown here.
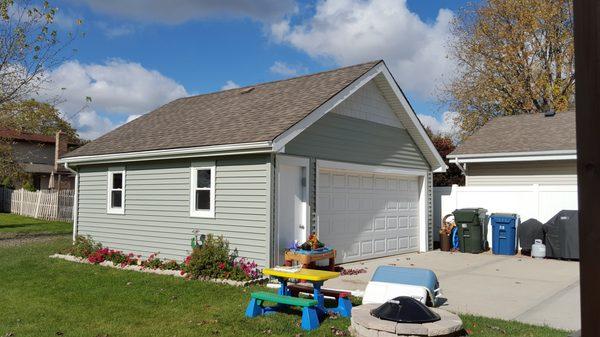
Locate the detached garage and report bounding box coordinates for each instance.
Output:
[60,60,445,267]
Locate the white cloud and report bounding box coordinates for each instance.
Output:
[96,22,136,38]
[126,114,142,123]
[40,59,188,139]
[76,110,119,140]
[270,0,456,99]
[79,0,297,24]
[221,80,241,90]
[269,61,306,77]
[418,111,458,136]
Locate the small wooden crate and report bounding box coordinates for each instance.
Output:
[284,249,336,271]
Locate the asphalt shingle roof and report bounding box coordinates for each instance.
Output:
[64,61,381,158]
[450,111,576,156]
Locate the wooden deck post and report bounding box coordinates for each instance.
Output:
[573,0,600,335]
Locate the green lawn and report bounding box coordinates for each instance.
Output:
[0,213,71,238]
[0,238,569,337]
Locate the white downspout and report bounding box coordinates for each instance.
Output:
[64,162,79,243]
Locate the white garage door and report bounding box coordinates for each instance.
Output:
[317,168,420,263]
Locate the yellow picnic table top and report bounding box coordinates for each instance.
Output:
[262,267,340,282]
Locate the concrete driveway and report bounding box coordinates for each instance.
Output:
[324,251,580,331]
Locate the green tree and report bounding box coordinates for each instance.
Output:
[0,0,82,105]
[0,99,79,141]
[443,0,574,138]
[425,128,465,187]
[0,100,80,188]
[0,141,26,188]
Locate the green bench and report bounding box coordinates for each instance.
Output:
[246,291,320,330]
[251,291,318,306]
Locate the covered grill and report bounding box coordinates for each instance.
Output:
[518,218,544,255]
[370,296,441,324]
[543,210,579,259]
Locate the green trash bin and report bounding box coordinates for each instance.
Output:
[453,208,488,253]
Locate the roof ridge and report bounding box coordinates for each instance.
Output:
[492,110,575,120]
[176,60,383,101]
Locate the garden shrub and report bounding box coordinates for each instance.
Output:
[161,260,180,270]
[22,180,36,192]
[182,234,261,281]
[184,234,230,279]
[141,253,163,269]
[62,236,103,258]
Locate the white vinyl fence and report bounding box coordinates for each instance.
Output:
[433,184,578,243]
[0,187,74,222]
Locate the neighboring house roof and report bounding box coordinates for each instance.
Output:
[449,111,576,160]
[0,129,79,145]
[61,60,446,172]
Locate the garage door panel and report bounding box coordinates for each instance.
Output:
[332,196,346,210]
[319,172,331,187]
[386,217,398,230]
[318,168,420,263]
[386,237,398,251]
[317,193,331,210]
[348,175,361,188]
[333,174,346,187]
[373,239,386,253]
[361,241,373,255]
[399,237,409,249]
[373,217,386,231]
[361,176,373,189]
[410,236,419,249]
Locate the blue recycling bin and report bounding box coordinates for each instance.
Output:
[491,213,518,255]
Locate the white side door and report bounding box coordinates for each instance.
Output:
[276,156,309,265]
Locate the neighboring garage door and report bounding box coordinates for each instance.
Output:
[317,167,420,263]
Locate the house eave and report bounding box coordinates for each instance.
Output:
[58,141,274,166]
[447,149,577,163]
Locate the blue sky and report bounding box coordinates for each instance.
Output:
[42,0,476,139]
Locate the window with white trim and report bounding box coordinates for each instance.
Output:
[107,168,125,214]
[190,163,215,218]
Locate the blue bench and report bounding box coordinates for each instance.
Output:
[245,291,320,330]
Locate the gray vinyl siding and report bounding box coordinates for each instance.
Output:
[466,160,577,186]
[76,154,272,267]
[285,113,430,170]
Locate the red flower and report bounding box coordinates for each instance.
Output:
[218,262,226,270]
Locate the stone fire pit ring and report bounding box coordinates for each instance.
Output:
[350,304,465,337]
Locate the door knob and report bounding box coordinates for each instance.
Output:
[299,225,305,229]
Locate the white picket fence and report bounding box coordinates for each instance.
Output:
[0,187,74,222]
[433,184,578,243]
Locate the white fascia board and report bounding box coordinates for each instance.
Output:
[271,63,385,152]
[448,150,577,163]
[317,159,428,177]
[378,66,447,173]
[59,141,273,165]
